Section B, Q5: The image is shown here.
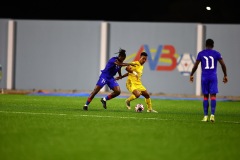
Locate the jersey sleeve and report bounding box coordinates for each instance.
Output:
[217,52,223,60]
[130,61,138,71]
[196,52,202,61]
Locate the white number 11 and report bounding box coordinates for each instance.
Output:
[203,56,214,69]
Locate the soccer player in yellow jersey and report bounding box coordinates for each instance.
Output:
[117,52,158,113]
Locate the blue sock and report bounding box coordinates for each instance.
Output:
[203,99,209,115]
[86,97,91,105]
[105,95,112,101]
[211,99,216,115]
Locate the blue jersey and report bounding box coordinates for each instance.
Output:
[96,56,121,89]
[197,49,222,94]
[197,49,222,76]
[101,57,122,78]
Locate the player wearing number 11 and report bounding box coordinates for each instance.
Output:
[190,39,228,122]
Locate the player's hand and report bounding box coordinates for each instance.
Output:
[223,76,228,83]
[190,76,194,82]
[115,76,122,80]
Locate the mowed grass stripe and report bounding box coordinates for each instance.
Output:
[1,110,240,124]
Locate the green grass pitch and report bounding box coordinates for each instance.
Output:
[0,94,240,160]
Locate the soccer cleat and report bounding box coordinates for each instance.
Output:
[83,105,88,111]
[100,98,107,109]
[210,114,215,122]
[125,99,131,109]
[147,109,158,113]
[201,116,208,122]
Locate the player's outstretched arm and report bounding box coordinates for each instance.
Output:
[114,60,136,67]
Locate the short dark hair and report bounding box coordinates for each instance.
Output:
[118,48,126,57]
[206,39,214,48]
[141,52,148,57]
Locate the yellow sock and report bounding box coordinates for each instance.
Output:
[145,98,152,110]
[127,94,136,102]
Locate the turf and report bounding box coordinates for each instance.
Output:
[0,94,240,160]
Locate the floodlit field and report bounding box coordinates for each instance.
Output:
[0,94,240,160]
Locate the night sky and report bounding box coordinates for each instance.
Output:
[1,0,239,24]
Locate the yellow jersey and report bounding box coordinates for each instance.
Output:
[127,61,143,85]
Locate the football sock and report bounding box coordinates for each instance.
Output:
[203,98,209,115]
[211,97,216,115]
[105,95,112,101]
[86,97,92,105]
[145,98,152,110]
[127,94,136,102]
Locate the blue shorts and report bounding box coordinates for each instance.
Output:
[201,75,218,94]
[96,75,119,90]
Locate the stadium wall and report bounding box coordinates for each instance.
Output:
[0,19,239,97]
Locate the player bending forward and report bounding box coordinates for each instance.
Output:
[116,52,158,113]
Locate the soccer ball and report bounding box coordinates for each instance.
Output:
[135,104,144,112]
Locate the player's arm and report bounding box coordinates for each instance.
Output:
[115,72,129,80]
[219,59,228,83]
[126,65,138,76]
[121,72,129,78]
[189,60,200,82]
[115,69,129,80]
[117,68,123,78]
[114,60,136,67]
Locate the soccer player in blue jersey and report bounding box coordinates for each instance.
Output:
[83,48,135,111]
[190,39,228,122]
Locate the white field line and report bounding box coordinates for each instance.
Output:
[76,114,159,120]
[0,110,161,120]
[0,110,67,116]
[0,110,240,124]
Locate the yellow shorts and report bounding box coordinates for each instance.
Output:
[126,79,146,93]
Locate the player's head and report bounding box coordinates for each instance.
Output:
[139,52,148,65]
[206,39,214,48]
[117,48,126,62]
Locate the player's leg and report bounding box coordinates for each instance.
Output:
[201,77,210,121]
[100,78,121,109]
[210,94,216,122]
[83,85,102,110]
[202,94,209,121]
[83,76,105,110]
[209,76,218,122]
[106,85,121,100]
[125,90,140,110]
[125,79,140,109]
[141,90,157,113]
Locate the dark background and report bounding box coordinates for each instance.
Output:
[1,0,239,24]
